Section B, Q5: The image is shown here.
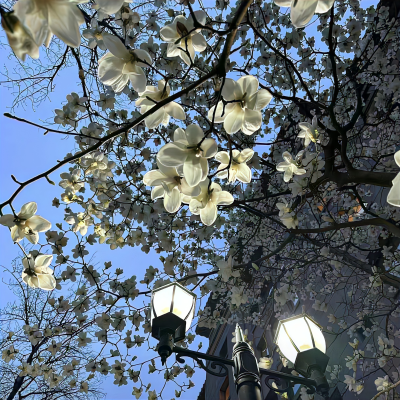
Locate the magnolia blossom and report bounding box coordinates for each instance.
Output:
[215,149,254,183]
[65,213,93,235]
[276,151,306,182]
[298,116,319,147]
[143,160,201,213]
[184,179,234,226]
[9,0,87,60]
[1,12,39,61]
[157,125,217,187]
[274,0,335,28]
[387,150,400,207]
[21,252,56,291]
[98,34,152,93]
[160,11,207,66]
[0,202,51,244]
[82,19,106,50]
[208,76,272,135]
[135,80,185,129]
[59,169,84,193]
[217,255,240,282]
[276,199,298,229]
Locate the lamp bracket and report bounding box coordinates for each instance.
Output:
[259,368,317,395]
[173,346,234,377]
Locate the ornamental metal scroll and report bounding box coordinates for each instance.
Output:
[173,346,234,378]
[259,367,317,395]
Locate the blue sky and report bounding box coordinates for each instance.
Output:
[0,39,205,400]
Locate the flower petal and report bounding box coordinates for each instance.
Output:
[38,274,56,290]
[18,202,37,219]
[223,106,244,134]
[157,143,188,167]
[0,214,16,227]
[174,128,187,142]
[164,187,181,213]
[180,179,201,197]
[160,24,180,42]
[26,215,52,232]
[201,138,218,158]
[200,202,217,226]
[183,154,203,187]
[102,33,129,59]
[11,225,23,242]
[216,191,234,206]
[215,151,230,164]
[222,78,241,101]
[164,102,186,120]
[151,186,165,200]
[274,0,292,5]
[47,2,82,48]
[236,163,252,183]
[191,33,207,52]
[143,170,167,186]
[242,108,262,135]
[128,67,147,93]
[133,49,152,66]
[144,108,166,129]
[251,89,273,111]
[315,0,335,13]
[237,75,259,97]
[96,0,125,15]
[290,0,319,28]
[35,254,53,269]
[388,173,400,207]
[185,124,204,146]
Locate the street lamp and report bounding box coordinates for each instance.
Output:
[150,284,332,400]
[274,314,330,396]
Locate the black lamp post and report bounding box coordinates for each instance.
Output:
[150,282,332,400]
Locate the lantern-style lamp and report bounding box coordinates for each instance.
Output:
[150,282,196,364]
[274,314,329,395]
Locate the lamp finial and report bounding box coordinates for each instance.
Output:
[235,324,245,343]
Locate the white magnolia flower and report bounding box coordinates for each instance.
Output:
[185,179,234,226]
[1,12,39,61]
[160,11,207,66]
[276,199,298,229]
[375,375,390,392]
[208,76,272,135]
[215,149,254,183]
[82,19,106,50]
[217,255,240,282]
[98,33,152,93]
[59,169,84,193]
[65,213,93,235]
[143,160,200,213]
[298,116,319,147]
[274,0,335,29]
[157,124,217,187]
[0,202,51,244]
[387,151,400,207]
[276,151,306,182]
[81,152,108,175]
[12,0,87,54]
[22,252,56,291]
[135,80,186,129]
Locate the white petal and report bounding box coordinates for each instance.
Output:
[160,24,180,42]
[223,106,244,134]
[157,143,188,167]
[133,49,152,66]
[222,79,241,101]
[394,150,400,168]
[102,33,129,59]
[164,102,186,120]
[25,232,39,244]
[18,202,37,219]
[151,186,165,200]
[242,108,262,135]
[183,154,203,187]
[240,149,254,163]
[0,214,16,227]
[201,138,218,158]
[315,0,335,13]
[215,151,230,164]
[274,0,292,5]
[164,188,181,213]
[96,0,125,15]
[174,128,187,142]
[98,53,125,86]
[47,2,82,48]
[144,108,166,129]
[35,254,53,269]
[236,163,252,183]
[388,173,400,207]
[128,67,147,93]
[237,75,259,96]
[290,0,319,28]
[252,89,273,110]
[38,274,56,290]
[216,191,234,206]
[200,202,217,226]
[11,225,23,242]
[185,124,204,146]
[143,170,167,186]
[26,215,52,232]
[191,33,207,52]
[180,179,201,197]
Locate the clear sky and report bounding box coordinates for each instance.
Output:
[0,37,205,400]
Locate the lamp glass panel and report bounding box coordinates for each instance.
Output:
[276,324,298,364]
[152,284,174,322]
[285,317,314,354]
[172,285,195,329]
[307,317,326,353]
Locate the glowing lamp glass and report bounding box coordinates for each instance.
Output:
[151,282,196,331]
[274,314,326,364]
